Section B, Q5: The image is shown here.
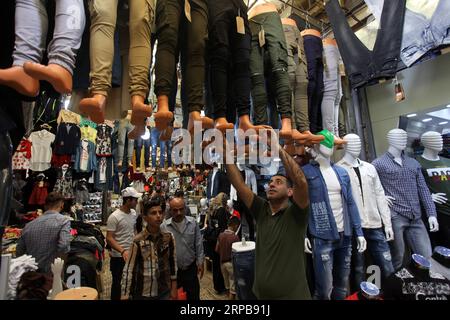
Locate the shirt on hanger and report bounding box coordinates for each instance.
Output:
[12,138,32,170]
[29,130,55,172]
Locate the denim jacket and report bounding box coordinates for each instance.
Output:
[302,161,363,240]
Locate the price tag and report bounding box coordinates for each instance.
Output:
[259,27,265,47]
[185,0,192,22]
[236,16,245,34]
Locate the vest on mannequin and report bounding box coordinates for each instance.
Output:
[304,141,367,253]
[420,131,449,212]
[383,128,439,232]
[341,134,394,240]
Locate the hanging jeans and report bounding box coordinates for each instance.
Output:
[12,0,85,74]
[365,0,450,68]
[321,44,342,136]
[232,249,257,300]
[325,0,406,89]
[151,127,171,168]
[89,0,156,97]
[312,234,352,300]
[390,214,432,270]
[117,118,134,164]
[0,132,13,229]
[283,24,309,132]
[134,136,151,168]
[208,0,252,120]
[249,12,291,126]
[154,0,207,114]
[350,227,394,292]
[303,34,324,133]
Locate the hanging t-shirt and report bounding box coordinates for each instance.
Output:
[29,130,56,172]
[320,166,344,232]
[417,156,450,217]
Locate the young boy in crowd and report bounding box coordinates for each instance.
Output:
[215,216,240,299]
[121,199,177,300]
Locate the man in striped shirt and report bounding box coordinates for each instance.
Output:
[121,199,177,300]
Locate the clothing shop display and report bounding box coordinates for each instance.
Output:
[283,22,309,132]
[207,0,253,124]
[365,0,450,68]
[12,138,32,171]
[53,122,81,156]
[232,243,257,300]
[117,116,135,165]
[7,255,38,300]
[57,110,81,125]
[74,139,97,173]
[303,33,324,133]
[325,0,406,89]
[321,41,342,136]
[95,124,113,157]
[151,127,172,169]
[80,118,98,144]
[337,158,394,288]
[249,11,291,126]
[373,151,436,269]
[417,156,450,247]
[74,179,89,205]
[206,167,231,200]
[28,176,49,206]
[230,167,257,202]
[29,130,55,172]
[134,135,151,169]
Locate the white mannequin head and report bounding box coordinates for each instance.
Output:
[343,134,361,158]
[200,198,207,208]
[421,131,443,152]
[387,128,408,151]
[318,144,334,158]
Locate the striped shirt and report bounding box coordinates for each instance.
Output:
[16,211,71,273]
[121,229,177,299]
[372,152,437,220]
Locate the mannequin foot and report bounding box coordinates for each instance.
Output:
[159,125,174,141]
[79,94,106,124]
[334,135,347,149]
[188,111,214,134]
[0,66,39,96]
[130,95,152,126]
[154,111,173,131]
[292,129,310,145]
[238,115,272,133]
[23,62,72,94]
[279,118,293,140]
[117,160,123,169]
[214,117,234,133]
[128,125,145,140]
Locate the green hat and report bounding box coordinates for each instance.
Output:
[317,130,334,149]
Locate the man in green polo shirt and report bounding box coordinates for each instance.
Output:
[225,135,310,299]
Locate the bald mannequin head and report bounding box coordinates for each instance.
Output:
[169,197,185,222]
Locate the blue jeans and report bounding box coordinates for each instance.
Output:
[150,127,171,168]
[13,0,85,74]
[312,234,352,300]
[390,214,432,270]
[134,136,151,168]
[351,228,394,291]
[232,250,257,300]
[117,118,134,163]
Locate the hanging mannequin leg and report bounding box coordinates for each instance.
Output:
[23,62,72,94]
[154,95,174,131]
[0,67,39,97]
[79,94,107,124]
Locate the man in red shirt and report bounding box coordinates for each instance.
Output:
[215,216,240,299]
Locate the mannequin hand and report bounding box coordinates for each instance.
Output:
[304,238,312,254]
[429,216,439,232]
[384,227,394,242]
[51,257,64,276]
[431,193,448,205]
[385,196,395,208]
[357,236,367,253]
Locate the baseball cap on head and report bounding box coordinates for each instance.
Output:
[121,187,142,199]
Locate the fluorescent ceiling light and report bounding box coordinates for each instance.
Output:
[422,118,432,122]
[406,113,417,118]
[447,104,450,108]
[427,109,450,121]
[439,121,448,125]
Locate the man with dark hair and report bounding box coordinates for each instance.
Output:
[121,199,178,300]
[216,216,240,300]
[161,197,204,300]
[225,134,311,299]
[16,192,70,273]
[106,187,141,300]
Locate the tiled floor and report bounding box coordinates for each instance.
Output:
[99,251,230,300]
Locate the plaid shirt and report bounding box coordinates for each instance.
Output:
[372,152,437,220]
[121,229,177,299]
[16,211,71,273]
